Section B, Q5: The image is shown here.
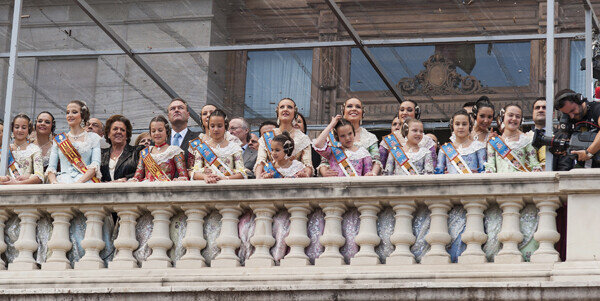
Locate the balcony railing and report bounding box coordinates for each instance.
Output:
[0,170,598,299]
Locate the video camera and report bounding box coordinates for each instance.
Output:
[532,128,600,163]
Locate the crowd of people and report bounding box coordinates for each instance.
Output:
[0,87,597,184]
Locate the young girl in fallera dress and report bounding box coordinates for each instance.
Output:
[262,132,308,178]
[471,96,496,143]
[313,115,373,177]
[0,114,44,184]
[190,109,246,183]
[384,118,434,175]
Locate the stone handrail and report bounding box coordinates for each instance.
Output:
[0,170,598,299]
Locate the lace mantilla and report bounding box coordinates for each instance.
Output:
[12,143,41,161]
[502,133,532,151]
[382,131,435,150]
[406,147,430,162]
[149,145,184,164]
[357,127,378,149]
[207,141,242,158]
[278,160,305,178]
[268,128,311,157]
[346,146,371,161]
[197,132,242,146]
[53,132,101,155]
[453,140,486,156]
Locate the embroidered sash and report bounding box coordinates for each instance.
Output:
[263,161,283,178]
[383,133,418,175]
[489,136,530,172]
[140,146,171,182]
[54,133,100,183]
[440,142,472,174]
[190,138,233,177]
[0,148,20,177]
[262,130,275,161]
[328,131,341,148]
[327,131,357,176]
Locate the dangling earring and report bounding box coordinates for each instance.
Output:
[359,119,363,126]
[277,118,280,126]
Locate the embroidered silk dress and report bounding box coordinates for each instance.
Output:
[484,133,541,173]
[254,128,312,174]
[318,127,381,175]
[46,132,102,184]
[379,131,437,168]
[277,160,306,178]
[384,146,434,175]
[190,141,247,178]
[11,144,44,182]
[132,145,188,181]
[314,144,373,176]
[435,140,487,174]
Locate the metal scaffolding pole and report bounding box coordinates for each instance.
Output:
[586,8,593,100]
[73,0,202,125]
[0,0,24,177]
[545,0,555,171]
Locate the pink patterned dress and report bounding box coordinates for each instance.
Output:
[132,145,188,181]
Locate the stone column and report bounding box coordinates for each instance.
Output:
[177,205,208,269]
[421,200,452,264]
[281,203,311,267]
[246,203,276,267]
[531,196,561,263]
[387,200,417,265]
[42,207,74,270]
[109,206,140,269]
[212,204,242,267]
[142,206,175,269]
[315,202,346,266]
[495,197,525,263]
[74,207,107,270]
[351,201,381,266]
[8,209,41,270]
[458,198,488,264]
[0,210,9,270]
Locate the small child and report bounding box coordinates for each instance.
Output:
[262,131,307,178]
[384,118,433,175]
[313,115,373,177]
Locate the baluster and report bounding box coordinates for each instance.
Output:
[0,210,9,270]
[246,203,276,267]
[495,197,524,263]
[531,196,561,263]
[42,207,74,270]
[108,206,140,269]
[177,205,208,269]
[212,204,242,267]
[315,202,346,266]
[458,198,488,264]
[281,203,311,267]
[8,209,41,270]
[421,200,452,264]
[142,206,175,269]
[74,207,107,269]
[387,200,417,265]
[351,201,381,266]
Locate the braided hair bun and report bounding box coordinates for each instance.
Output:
[273,131,295,157]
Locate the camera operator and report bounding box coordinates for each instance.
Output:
[555,89,600,169]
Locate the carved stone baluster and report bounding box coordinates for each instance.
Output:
[246,203,276,267]
[315,202,346,266]
[212,204,242,267]
[421,200,452,264]
[495,197,525,263]
[531,196,561,263]
[0,210,9,270]
[108,206,140,269]
[42,207,74,270]
[458,198,488,264]
[281,203,311,267]
[74,207,107,270]
[142,206,175,269]
[351,201,381,266]
[177,205,208,269]
[387,200,417,265]
[8,209,41,270]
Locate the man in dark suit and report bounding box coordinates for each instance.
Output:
[230,117,257,178]
[168,98,199,171]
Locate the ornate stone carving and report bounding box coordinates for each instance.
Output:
[397,54,494,95]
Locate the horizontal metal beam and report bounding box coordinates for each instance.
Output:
[0,32,584,59]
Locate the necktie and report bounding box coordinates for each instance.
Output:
[173,132,182,147]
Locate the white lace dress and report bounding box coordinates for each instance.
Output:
[46,132,102,183]
[190,141,247,178]
[277,160,306,178]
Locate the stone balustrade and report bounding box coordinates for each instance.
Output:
[0,170,599,299]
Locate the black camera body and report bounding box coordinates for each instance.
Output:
[532,128,600,163]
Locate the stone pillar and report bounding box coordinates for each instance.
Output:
[177,205,208,269]
[246,203,276,267]
[421,200,452,265]
[315,202,346,266]
[531,196,561,263]
[109,206,140,269]
[458,198,488,264]
[281,203,311,267]
[74,207,107,270]
[495,197,525,263]
[351,201,381,266]
[387,200,417,265]
[212,204,242,267]
[8,209,41,270]
[0,210,9,270]
[42,207,74,270]
[142,206,175,269]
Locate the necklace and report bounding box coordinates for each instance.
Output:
[68,131,85,139]
[111,148,123,160]
[503,132,520,141]
[14,141,28,151]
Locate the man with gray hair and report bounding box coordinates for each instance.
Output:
[229,117,257,178]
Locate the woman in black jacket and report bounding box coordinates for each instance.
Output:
[100,115,143,182]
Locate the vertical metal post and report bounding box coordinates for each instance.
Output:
[545,0,555,171]
[0,0,24,177]
[586,8,593,100]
